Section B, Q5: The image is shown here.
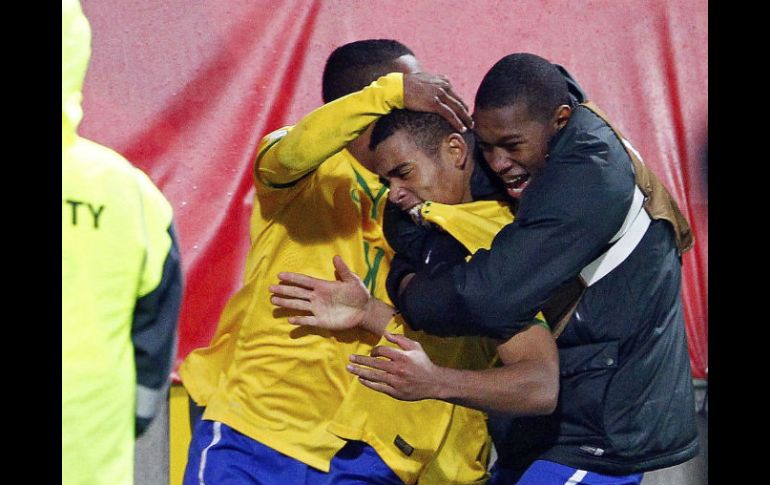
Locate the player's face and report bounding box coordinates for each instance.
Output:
[374,130,470,211]
[474,102,559,199]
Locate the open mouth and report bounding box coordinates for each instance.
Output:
[505,173,530,198]
[394,190,425,213]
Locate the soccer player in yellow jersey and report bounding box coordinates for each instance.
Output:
[179,40,497,484]
[270,109,559,417]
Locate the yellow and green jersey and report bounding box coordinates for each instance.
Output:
[330,199,517,485]
[179,73,402,472]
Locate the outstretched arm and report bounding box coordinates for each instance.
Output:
[347,324,559,416]
[257,72,472,187]
[269,255,396,336]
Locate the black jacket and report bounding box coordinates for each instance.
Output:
[395,70,699,475]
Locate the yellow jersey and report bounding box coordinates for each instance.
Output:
[179,73,402,471]
[330,199,516,485]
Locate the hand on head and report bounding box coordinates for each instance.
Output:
[403,72,473,133]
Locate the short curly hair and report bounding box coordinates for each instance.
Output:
[369,109,473,158]
[475,53,570,122]
[322,40,414,103]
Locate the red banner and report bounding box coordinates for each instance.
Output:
[79,0,708,379]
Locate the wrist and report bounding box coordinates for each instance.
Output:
[360,296,397,336]
[431,365,457,401]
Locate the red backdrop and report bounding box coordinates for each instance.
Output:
[78,0,708,379]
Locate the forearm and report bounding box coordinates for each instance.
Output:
[400,216,622,339]
[407,324,558,415]
[256,73,404,185]
[433,359,558,416]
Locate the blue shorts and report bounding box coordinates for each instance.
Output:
[489,459,643,485]
[183,419,404,485]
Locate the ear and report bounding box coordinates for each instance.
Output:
[444,133,469,169]
[552,105,572,131]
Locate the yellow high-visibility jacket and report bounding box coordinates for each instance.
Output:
[62,1,182,483]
